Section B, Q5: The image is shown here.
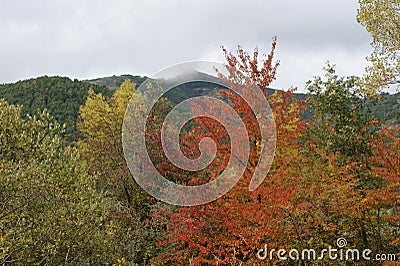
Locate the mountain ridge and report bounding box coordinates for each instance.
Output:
[0,74,398,143]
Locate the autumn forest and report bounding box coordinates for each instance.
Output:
[0,0,399,265]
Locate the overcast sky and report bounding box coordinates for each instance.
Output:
[0,0,385,93]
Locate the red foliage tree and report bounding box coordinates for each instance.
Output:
[152,38,307,265]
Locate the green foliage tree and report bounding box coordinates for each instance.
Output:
[305,63,377,161]
[304,65,399,258]
[357,0,400,94]
[0,99,120,265]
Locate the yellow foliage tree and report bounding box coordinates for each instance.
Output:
[357,0,400,94]
[78,80,154,263]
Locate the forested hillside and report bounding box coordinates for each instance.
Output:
[89,74,147,91]
[0,76,112,141]
[368,92,400,128]
[1,75,398,140]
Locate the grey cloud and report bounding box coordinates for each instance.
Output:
[0,0,373,91]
